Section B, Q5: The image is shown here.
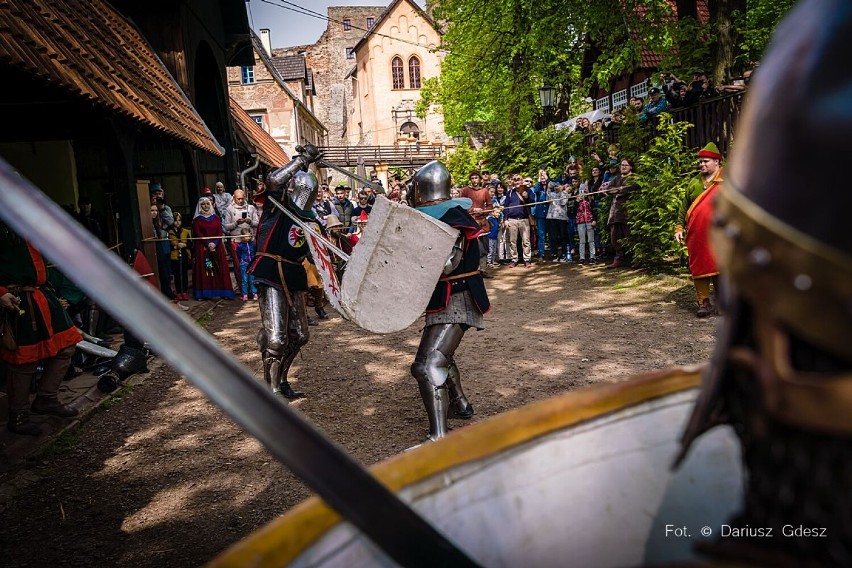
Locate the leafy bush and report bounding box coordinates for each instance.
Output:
[445,142,484,183]
[625,115,695,270]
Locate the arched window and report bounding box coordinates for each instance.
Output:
[400,121,420,140]
[391,56,405,89]
[408,56,421,89]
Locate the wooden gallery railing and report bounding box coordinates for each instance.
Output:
[318,144,448,167]
[582,92,746,155]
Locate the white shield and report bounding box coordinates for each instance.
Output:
[337,196,458,333]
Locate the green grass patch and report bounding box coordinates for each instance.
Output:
[612,274,659,290]
[99,382,134,411]
[41,430,77,459]
[196,311,213,327]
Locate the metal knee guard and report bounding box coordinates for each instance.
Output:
[412,353,451,439]
[411,324,466,387]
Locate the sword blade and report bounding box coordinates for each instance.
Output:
[0,158,479,568]
[318,159,381,190]
[267,196,350,262]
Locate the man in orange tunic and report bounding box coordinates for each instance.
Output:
[675,143,723,317]
[459,170,494,278]
[1,223,81,435]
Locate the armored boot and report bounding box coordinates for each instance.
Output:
[263,351,304,400]
[417,380,450,441]
[446,361,474,419]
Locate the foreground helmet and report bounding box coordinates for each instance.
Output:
[411,160,451,207]
[288,170,319,217]
[679,1,852,564]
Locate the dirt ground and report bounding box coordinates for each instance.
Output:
[0,262,717,567]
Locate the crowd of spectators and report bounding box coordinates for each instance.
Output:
[145,181,254,304]
[454,151,644,271]
[567,67,754,138]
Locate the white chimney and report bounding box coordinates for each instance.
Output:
[260,28,272,57]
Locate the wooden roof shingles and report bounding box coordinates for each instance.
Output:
[271,55,306,82]
[229,97,289,168]
[0,0,224,156]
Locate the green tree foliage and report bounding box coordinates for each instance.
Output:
[426,0,795,137]
[625,116,695,269]
[427,0,681,136]
[734,0,797,65]
[444,143,484,183]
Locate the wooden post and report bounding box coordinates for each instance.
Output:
[137,180,161,289]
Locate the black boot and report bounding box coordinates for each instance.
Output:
[30,396,79,418]
[7,412,41,436]
[280,381,305,400]
[315,307,330,320]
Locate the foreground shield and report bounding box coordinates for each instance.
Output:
[336,196,458,333]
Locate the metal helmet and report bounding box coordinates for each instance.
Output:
[678,2,852,562]
[287,170,319,216]
[411,160,451,207]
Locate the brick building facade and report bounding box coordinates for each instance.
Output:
[274,6,385,145]
[227,32,326,167]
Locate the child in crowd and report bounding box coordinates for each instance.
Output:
[576,184,597,263]
[545,181,569,262]
[168,212,192,300]
[486,206,502,268]
[236,227,258,301]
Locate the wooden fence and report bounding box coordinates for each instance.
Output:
[583,92,746,155]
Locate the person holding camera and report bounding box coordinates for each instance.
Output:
[667,69,719,106]
[224,189,259,294]
[150,183,174,229]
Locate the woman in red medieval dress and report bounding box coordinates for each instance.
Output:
[191,196,234,300]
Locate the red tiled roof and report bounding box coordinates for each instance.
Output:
[640,48,664,69]
[0,0,224,156]
[229,98,289,168]
[637,0,710,69]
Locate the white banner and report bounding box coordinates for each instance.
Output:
[305,226,344,314]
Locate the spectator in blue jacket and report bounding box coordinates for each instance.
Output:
[531,169,550,259]
[640,88,669,135]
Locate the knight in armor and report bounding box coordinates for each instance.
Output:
[409,161,490,441]
[678,1,852,564]
[247,145,322,400]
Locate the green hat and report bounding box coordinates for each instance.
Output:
[697,142,722,160]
